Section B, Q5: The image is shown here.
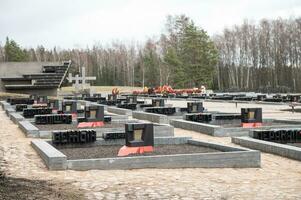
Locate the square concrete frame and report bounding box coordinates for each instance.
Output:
[16,115,174,139]
[31,136,260,170]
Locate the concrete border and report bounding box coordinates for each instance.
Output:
[107,106,132,116]
[17,119,174,139]
[170,119,301,137]
[138,96,288,106]
[232,136,301,161]
[9,112,25,124]
[5,107,15,116]
[0,101,11,110]
[32,137,260,170]
[31,140,67,170]
[133,111,171,124]
[18,120,39,137]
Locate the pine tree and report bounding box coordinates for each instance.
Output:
[4,37,28,61]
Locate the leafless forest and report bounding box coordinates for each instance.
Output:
[1,16,300,92]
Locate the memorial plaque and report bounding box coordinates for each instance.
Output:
[145,107,176,115]
[253,129,301,143]
[15,104,27,112]
[125,123,154,147]
[117,103,137,110]
[52,129,96,145]
[23,108,52,118]
[186,113,212,123]
[35,114,72,124]
[93,93,102,98]
[103,132,125,140]
[8,98,34,105]
[32,104,48,108]
[215,114,241,120]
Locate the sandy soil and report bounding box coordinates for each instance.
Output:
[1,102,301,199]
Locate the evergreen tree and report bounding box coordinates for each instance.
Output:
[163,15,218,88]
[4,37,28,61]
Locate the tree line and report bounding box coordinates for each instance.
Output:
[1,15,301,92]
[213,17,301,93]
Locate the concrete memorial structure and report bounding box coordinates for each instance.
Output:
[67,67,96,96]
[118,123,154,156]
[0,61,71,95]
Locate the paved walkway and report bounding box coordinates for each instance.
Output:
[1,107,301,199]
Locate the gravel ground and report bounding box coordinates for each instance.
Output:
[0,176,85,200]
[35,122,124,131]
[55,144,220,159]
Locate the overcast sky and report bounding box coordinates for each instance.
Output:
[0,0,300,49]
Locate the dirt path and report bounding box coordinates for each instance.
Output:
[0,107,301,199]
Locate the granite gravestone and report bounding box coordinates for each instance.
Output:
[118,123,154,156]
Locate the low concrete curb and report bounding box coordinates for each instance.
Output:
[19,120,39,137]
[18,120,174,139]
[31,140,67,170]
[9,112,25,124]
[5,107,15,116]
[170,119,301,137]
[32,137,260,170]
[132,111,169,124]
[232,136,301,161]
[0,101,11,110]
[107,107,132,116]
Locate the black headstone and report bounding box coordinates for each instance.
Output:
[37,96,48,104]
[187,102,204,113]
[62,101,77,114]
[52,129,96,145]
[152,98,165,107]
[23,108,52,118]
[84,105,104,122]
[35,114,72,124]
[241,108,262,123]
[47,99,60,110]
[125,123,154,147]
[15,104,28,112]
[126,96,137,104]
